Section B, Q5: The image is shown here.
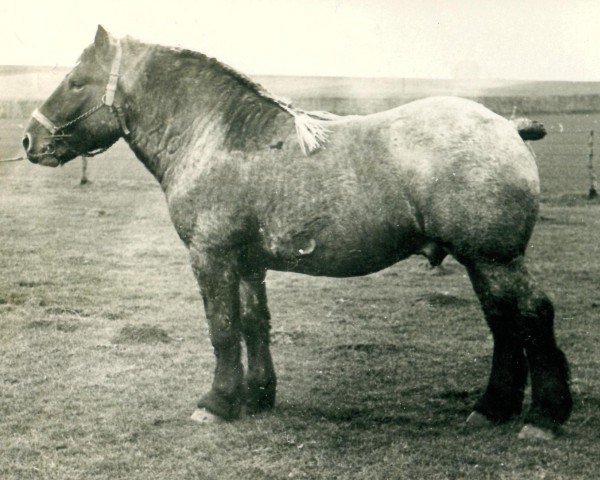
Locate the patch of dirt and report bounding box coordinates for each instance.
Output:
[55,321,79,332]
[416,292,473,308]
[105,311,126,320]
[26,320,53,329]
[0,293,26,306]
[17,280,52,288]
[44,306,88,317]
[26,319,79,332]
[333,343,401,354]
[271,329,307,345]
[112,324,172,344]
[538,215,585,226]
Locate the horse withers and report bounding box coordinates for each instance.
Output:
[23,26,572,439]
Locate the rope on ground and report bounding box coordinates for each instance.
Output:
[0,156,24,163]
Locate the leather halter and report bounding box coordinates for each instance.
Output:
[32,40,130,140]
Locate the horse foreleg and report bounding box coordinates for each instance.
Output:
[467,257,572,434]
[240,273,277,414]
[191,251,244,421]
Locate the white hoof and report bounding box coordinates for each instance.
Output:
[466,411,493,427]
[518,424,555,441]
[190,408,223,424]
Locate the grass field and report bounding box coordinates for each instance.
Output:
[1,114,599,479]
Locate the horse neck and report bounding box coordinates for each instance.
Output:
[120,45,288,188]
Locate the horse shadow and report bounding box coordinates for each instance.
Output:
[275,387,483,433]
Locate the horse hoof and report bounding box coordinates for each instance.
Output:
[517,424,555,441]
[466,411,493,427]
[190,408,223,424]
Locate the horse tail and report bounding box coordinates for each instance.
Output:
[509,117,547,141]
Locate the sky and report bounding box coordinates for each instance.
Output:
[1,0,600,81]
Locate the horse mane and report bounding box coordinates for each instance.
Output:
[156,44,343,154]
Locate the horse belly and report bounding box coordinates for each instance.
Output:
[262,218,423,277]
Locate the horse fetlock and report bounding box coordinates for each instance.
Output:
[245,378,277,414]
[527,388,573,427]
[525,380,572,429]
[528,349,572,426]
[197,389,244,421]
[474,390,524,424]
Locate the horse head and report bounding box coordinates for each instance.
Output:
[23,26,127,167]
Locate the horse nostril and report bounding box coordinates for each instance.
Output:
[22,133,32,153]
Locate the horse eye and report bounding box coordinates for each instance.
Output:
[69,80,85,92]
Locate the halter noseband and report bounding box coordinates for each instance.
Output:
[31,40,130,153]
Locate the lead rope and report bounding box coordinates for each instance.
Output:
[0,156,24,163]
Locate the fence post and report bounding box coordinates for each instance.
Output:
[589,130,598,199]
[80,157,89,185]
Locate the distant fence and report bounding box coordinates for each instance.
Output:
[3,94,600,119]
[478,95,600,116]
[588,131,597,199]
[519,117,600,201]
[293,94,600,116]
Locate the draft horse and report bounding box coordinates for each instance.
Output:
[23,27,572,439]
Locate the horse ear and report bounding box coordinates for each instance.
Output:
[94,25,115,61]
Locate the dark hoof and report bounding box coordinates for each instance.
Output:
[197,390,243,421]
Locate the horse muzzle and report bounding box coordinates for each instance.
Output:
[22,125,62,167]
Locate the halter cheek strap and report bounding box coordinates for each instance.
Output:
[103,39,122,107]
[32,40,129,137]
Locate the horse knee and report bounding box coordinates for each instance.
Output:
[240,278,270,337]
[210,329,241,350]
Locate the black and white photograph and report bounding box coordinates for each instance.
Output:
[1,1,598,478]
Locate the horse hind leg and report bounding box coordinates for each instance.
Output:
[466,263,529,424]
[466,257,572,433]
[240,273,277,414]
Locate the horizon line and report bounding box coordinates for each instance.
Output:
[0,64,598,84]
